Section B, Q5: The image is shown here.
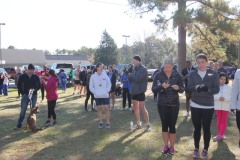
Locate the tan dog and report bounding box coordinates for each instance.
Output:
[26,106,42,132]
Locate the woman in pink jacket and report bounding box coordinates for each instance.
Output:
[42,69,59,127]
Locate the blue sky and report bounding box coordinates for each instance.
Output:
[0,0,160,52]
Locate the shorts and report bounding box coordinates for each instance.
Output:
[74,80,81,85]
[95,98,110,106]
[131,93,145,101]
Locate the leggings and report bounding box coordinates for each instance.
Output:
[158,104,179,134]
[48,100,57,120]
[41,84,45,100]
[85,86,94,109]
[191,107,214,151]
[122,88,131,108]
[237,110,240,133]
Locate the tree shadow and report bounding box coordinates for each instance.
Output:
[211,141,236,160]
[175,117,193,143]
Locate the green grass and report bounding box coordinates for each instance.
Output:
[0,85,240,160]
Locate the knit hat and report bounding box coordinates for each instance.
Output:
[133,55,141,62]
[28,64,35,70]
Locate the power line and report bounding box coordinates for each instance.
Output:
[88,0,128,6]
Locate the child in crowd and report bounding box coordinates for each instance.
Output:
[213,73,232,141]
[59,69,67,93]
[0,72,4,95]
[3,73,9,96]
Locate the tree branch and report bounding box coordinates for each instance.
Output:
[191,0,240,21]
[194,24,215,50]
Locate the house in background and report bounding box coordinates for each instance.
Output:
[45,55,90,67]
[1,49,46,67]
[0,49,91,68]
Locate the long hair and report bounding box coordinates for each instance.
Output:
[49,69,59,81]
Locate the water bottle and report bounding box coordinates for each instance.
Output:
[130,121,134,131]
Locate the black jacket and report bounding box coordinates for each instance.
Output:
[186,69,220,106]
[107,72,116,91]
[152,70,184,106]
[182,66,196,88]
[79,71,88,85]
[17,73,41,95]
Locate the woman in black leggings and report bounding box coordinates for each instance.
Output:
[42,69,59,126]
[187,54,220,159]
[152,59,184,155]
[230,69,240,148]
[85,67,96,112]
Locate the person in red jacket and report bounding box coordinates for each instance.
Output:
[42,69,59,127]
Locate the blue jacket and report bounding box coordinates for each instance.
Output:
[121,73,131,89]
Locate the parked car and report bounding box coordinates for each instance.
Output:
[4,67,16,79]
[147,69,157,81]
[21,65,43,72]
[50,63,74,79]
[0,68,7,73]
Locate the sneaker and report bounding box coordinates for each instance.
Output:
[135,122,142,129]
[91,108,97,112]
[106,123,111,129]
[121,108,125,111]
[98,122,103,129]
[184,112,189,117]
[14,125,22,130]
[146,124,152,131]
[162,145,169,155]
[201,149,208,159]
[168,146,175,155]
[72,93,75,95]
[213,135,222,141]
[128,108,132,111]
[50,121,57,126]
[45,120,51,127]
[193,148,200,158]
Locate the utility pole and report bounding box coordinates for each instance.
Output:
[122,35,130,64]
[0,23,6,67]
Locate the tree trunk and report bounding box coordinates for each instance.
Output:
[177,1,187,72]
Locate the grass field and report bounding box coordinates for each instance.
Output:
[0,84,240,160]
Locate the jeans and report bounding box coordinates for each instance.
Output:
[3,84,8,95]
[191,107,214,151]
[17,94,37,127]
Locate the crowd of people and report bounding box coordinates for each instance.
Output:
[3,53,239,159]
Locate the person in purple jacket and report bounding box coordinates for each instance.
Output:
[42,69,59,127]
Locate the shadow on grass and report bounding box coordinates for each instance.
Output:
[175,117,193,143]
[212,141,236,160]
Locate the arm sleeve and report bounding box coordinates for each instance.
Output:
[208,72,220,94]
[129,68,147,83]
[107,75,112,92]
[17,75,23,95]
[186,73,196,92]
[177,74,184,93]
[230,71,240,109]
[89,76,95,94]
[151,73,163,93]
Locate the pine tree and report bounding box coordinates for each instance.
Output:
[95,30,118,65]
